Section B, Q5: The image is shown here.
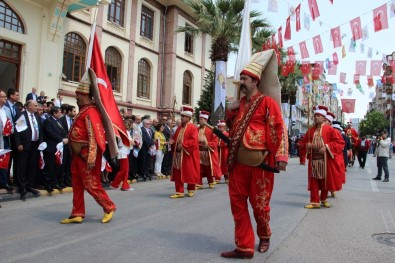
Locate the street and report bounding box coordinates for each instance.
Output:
[1,155,395,263]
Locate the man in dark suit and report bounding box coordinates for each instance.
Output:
[25,87,38,102]
[140,119,154,181]
[161,117,173,177]
[43,106,68,192]
[5,88,20,186]
[59,105,76,187]
[14,100,43,201]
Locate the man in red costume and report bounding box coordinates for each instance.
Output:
[60,70,116,224]
[217,120,229,183]
[344,121,359,166]
[170,106,200,198]
[297,134,306,165]
[299,106,344,209]
[196,110,222,189]
[221,50,288,259]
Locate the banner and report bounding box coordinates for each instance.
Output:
[341,99,356,113]
[214,61,226,113]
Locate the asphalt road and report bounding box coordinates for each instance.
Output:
[1,155,395,263]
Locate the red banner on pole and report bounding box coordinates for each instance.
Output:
[341,99,356,113]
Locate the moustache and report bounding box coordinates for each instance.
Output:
[240,84,247,90]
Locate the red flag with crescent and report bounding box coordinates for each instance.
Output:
[90,33,130,148]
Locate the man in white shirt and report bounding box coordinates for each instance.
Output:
[372,130,391,182]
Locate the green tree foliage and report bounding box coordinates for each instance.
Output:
[195,70,214,122]
[359,110,389,136]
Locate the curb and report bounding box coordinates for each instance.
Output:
[0,187,73,203]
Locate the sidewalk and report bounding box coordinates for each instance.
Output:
[0,186,73,202]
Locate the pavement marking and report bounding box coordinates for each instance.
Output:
[370,180,379,192]
[380,210,395,233]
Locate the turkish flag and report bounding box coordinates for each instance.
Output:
[355,60,367,76]
[299,41,310,59]
[281,64,289,77]
[286,60,295,73]
[300,62,311,75]
[312,63,321,80]
[313,35,323,54]
[295,4,301,32]
[367,75,374,87]
[2,118,12,136]
[350,17,362,41]
[0,152,10,169]
[333,52,339,65]
[341,99,356,113]
[328,62,337,75]
[90,33,130,148]
[315,61,324,74]
[287,46,296,62]
[370,60,382,76]
[308,0,320,21]
[278,27,283,48]
[331,26,342,48]
[284,16,291,40]
[354,74,360,84]
[373,4,388,32]
[271,34,277,49]
[339,72,347,83]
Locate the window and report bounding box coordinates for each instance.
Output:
[0,39,21,60]
[137,59,151,98]
[184,25,193,54]
[107,0,125,27]
[182,71,192,105]
[140,6,154,40]
[105,47,122,92]
[0,0,24,33]
[62,32,86,82]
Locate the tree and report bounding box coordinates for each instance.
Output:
[195,70,214,123]
[359,110,389,136]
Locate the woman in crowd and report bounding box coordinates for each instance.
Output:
[154,123,167,179]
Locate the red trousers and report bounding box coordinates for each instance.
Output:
[228,161,274,252]
[309,177,328,204]
[199,164,214,184]
[110,157,130,190]
[299,155,306,165]
[70,155,116,217]
[172,168,195,193]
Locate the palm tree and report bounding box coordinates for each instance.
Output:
[177,0,272,122]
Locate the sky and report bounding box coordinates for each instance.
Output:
[227,0,395,119]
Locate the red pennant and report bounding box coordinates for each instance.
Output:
[367,75,374,87]
[373,4,388,32]
[271,34,277,49]
[332,52,339,65]
[295,4,301,32]
[308,0,320,21]
[341,99,356,113]
[354,74,360,84]
[278,27,283,48]
[299,41,310,59]
[355,60,367,76]
[286,60,295,73]
[90,33,130,148]
[350,17,362,41]
[300,62,311,75]
[331,26,342,48]
[370,60,382,76]
[284,16,291,40]
[313,35,323,54]
[339,72,347,83]
[287,46,296,62]
[315,61,324,74]
[328,62,337,75]
[281,65,289,76]
[389,60,395,73]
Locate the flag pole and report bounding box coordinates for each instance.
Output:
[86,1,100,71]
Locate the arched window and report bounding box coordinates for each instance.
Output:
[105,47,122,92]
[182,71,192,105]
[0,0,25,33]
[137,59,150,98]
[62,32,86,82]
[107,0,125,27]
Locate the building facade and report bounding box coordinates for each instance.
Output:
[0,0,211,119]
